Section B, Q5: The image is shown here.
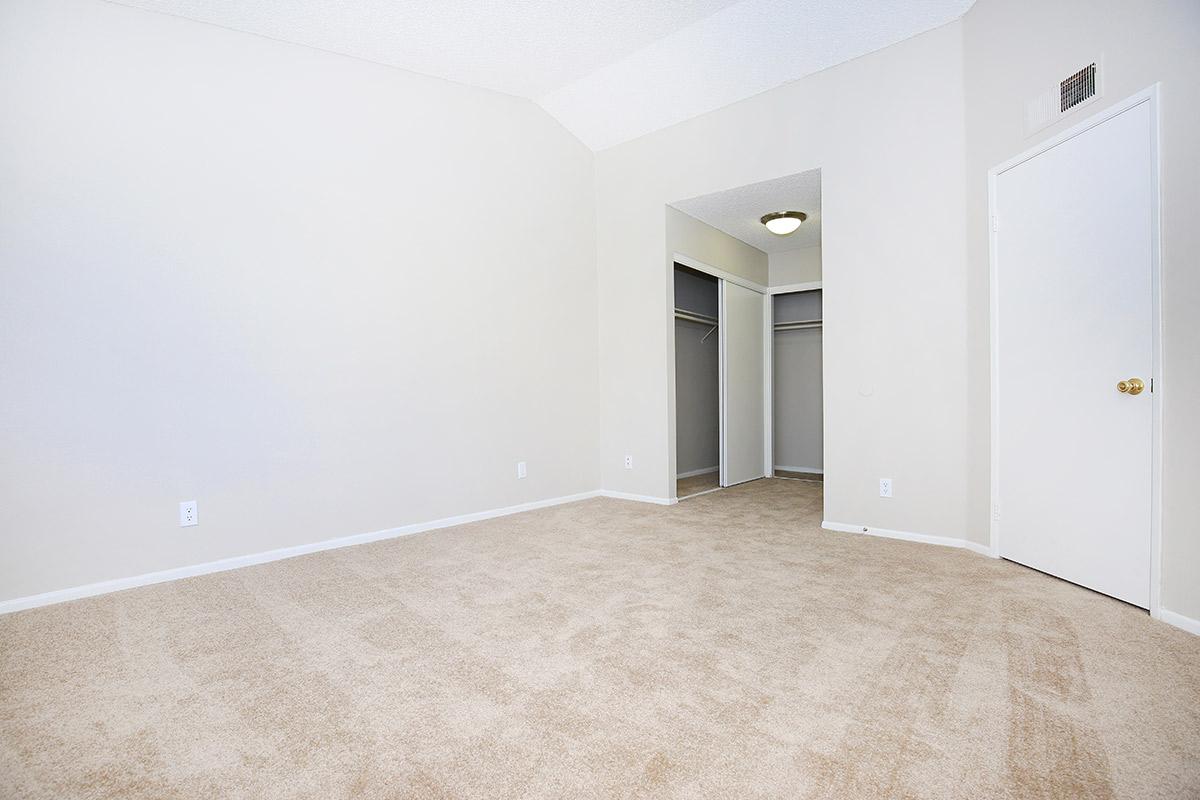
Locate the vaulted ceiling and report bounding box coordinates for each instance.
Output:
[112,0,976,150]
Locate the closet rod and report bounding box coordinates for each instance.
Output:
[674,308,718,326]
[774,319,822,331]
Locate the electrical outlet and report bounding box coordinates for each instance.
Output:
[516,461,527,479]
[179,500,198,527]
[624,455,633,470]
[879,479,893,498]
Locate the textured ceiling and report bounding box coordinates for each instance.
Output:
[111,0,975,150]
[671,169,822,253]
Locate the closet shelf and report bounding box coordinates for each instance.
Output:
[774,319,822,331]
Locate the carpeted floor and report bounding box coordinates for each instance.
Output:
[676,470,720,498]
[1,479,1197,799]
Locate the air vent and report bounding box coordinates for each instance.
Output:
[1060,63,1097,112]
[1024,57,1103,137]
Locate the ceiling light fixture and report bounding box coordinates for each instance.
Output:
[760,211,807,235]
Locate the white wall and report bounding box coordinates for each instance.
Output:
[769,246,822,286]
[962,0,1200,621]
[598,22,969,529]
[0,0,599,602]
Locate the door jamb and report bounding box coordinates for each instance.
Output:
[987,84,1162,618]
[763,292,773,478]
[718,280,728,487]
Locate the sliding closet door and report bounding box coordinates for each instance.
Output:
[720,280,765,486]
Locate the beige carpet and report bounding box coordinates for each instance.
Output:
[1,479,1198,799]
[676,470,720,498]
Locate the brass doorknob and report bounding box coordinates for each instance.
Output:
[1117,378,1145,395]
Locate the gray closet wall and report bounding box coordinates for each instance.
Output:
[674,267,719,475]
[773,291,823,472]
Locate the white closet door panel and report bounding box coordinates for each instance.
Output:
[995,99,1153,608]
[720,281,765,486]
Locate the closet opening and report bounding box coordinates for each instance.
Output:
[673,264,721,499]
[770,287,823,482]
[667,166,820,504]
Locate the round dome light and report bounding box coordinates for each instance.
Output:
[760,211,807,235]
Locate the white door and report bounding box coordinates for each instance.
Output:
[994,98,1155,608]
[720,280,765,486]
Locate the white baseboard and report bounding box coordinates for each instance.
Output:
[962,540,996,557]
[1157,608,1200,636]
[822,520,996,557]
[0,490,605,616]
[775,466,823,474]
[598,490,677,506]
[677,466,719,479]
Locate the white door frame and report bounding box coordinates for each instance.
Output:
[988,84,1163,618]
[763,292,773,478]
[717,278,728,486]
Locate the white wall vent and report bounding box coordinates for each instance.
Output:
[1024,58,1103,138]
[1060,63,1097,112]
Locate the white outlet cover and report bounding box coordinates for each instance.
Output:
[879,479,893,498]
[179,500,198,527]
[624,455,633,469]
[516,461,527,479]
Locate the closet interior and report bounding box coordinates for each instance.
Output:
[673,265,720,498]
[772,288,823,480]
